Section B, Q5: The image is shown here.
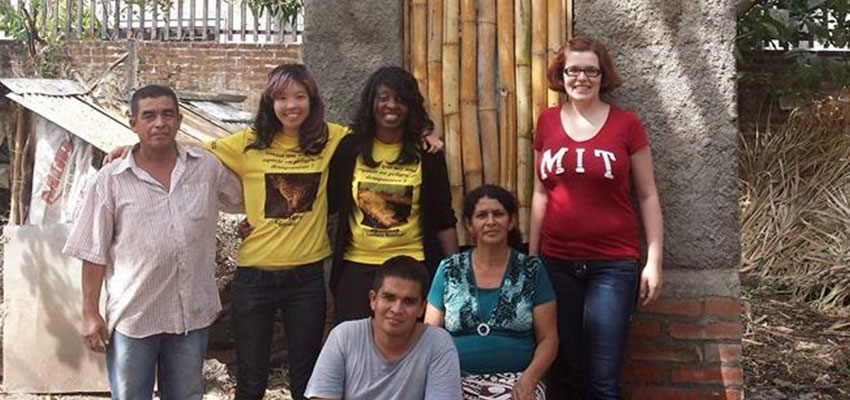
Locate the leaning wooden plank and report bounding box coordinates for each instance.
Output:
[478,0,499,185]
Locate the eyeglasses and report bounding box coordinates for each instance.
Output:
[563,66,602,78]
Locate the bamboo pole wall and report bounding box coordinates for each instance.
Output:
[406,0,573,244]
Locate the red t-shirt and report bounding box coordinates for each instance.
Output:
[533,105,649,260]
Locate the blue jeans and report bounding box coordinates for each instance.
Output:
[106,328,208,400]
[544,258,638,400]
[231,262,327,400]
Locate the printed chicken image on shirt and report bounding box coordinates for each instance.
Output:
[264,172,321,219]
[357,182,413,229]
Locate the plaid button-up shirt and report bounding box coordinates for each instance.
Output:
[63,144,243,338]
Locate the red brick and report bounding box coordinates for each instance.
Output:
[622,362,663,383]
[629,321,662,338]
[672,365,743,385]
[707,388,744,400]
[628,342,701,363]
[639,299,701,317]
[626,387,700,400]
[705,297,742,315]
[705,343,743,363]
[670,322,742,340]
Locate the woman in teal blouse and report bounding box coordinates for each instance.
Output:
[425,185,558,400]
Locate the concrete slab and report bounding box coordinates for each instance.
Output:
[3,223,108,393]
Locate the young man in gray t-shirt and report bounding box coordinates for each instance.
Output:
[305,256,462,400]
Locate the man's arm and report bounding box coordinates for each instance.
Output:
[304,327,346,400]
[214,158,244,214]
[82,261,108,353]
[425,331,463,400]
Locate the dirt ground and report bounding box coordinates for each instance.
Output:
[742,274,850,400]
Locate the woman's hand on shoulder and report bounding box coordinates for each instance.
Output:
[639,261,662,306]
[102,145,130,165]
[421,131,444,154]
[511,374,538,400]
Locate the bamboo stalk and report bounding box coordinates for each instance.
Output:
[427,0,443,139]
[547,0,562,106]
[412,0,428,99]
[564,0,572,40]
[442,0,465,244]
[497,0,516,195]
[460,0,482,190]
[515,0,533,241]
[531,0,547,124]
[478,0,499,184]
[10,107,27,225]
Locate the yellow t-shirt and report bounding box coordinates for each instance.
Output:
[205,123,349,267]
[344,139,424,264]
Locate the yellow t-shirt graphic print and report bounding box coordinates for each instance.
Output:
[345,140,424,264]
[206,123,349,267]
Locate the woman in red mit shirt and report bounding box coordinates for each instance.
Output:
[528,36,664,400]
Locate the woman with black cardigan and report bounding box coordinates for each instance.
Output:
[328,66,459,323]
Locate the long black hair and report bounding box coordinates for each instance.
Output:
[350,66,434,167]
[247,64,328,155]
[462,185,523,249]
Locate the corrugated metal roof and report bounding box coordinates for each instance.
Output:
[0,78,86,96]
[5,92,138,152]
[181,100,252,134]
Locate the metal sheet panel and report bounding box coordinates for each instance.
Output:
[0,78,86,96]
[6,93,138,152]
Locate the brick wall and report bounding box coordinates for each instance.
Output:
[65,41,301,111]
[0,41,32,77]
[738,50,849,134]
[624,297,744,400]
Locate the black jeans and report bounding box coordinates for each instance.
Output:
[231,262,326,400]
[333,260,382,325]
[544,258,639,400]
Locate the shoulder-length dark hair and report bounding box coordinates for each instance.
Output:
[462,185,523,249]
[247,63,328,155]
[350,66,434,167]
[546,36,622,95]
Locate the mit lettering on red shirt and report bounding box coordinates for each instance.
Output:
[533,106,649,260]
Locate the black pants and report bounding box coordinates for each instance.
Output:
[231,263,327,400]
[332,260,382,325]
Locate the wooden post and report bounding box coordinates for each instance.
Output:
[189,0,195,39]
[64,0,71,39]
[497,0,517,195]
[89,0,95,38]
[177,0,184,39]
[460,0,482,190]
[411,0,428,100]
[140,0,146,37]
[126,0,133,38]
[426,0,443,139]
[152,0,158,40]
[442,0,465,244]
[478,0,499,184]
[515,0,532,240]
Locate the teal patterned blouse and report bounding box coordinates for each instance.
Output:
[427,248,555,374]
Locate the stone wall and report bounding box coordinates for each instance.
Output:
[575,1,743,399]
[302,0,403,125]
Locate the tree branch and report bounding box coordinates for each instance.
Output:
[737,0,764,19]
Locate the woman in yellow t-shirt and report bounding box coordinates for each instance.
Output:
[328,66,460,323]
[206,64,348,400]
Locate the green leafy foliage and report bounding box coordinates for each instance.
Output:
[738,0,850,103]
[243,0,302,27]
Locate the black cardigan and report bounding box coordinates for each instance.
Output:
[327,135,457,293]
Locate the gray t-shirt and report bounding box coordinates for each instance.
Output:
[305,318,462,400]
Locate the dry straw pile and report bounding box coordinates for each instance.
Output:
[740,89,850,311]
